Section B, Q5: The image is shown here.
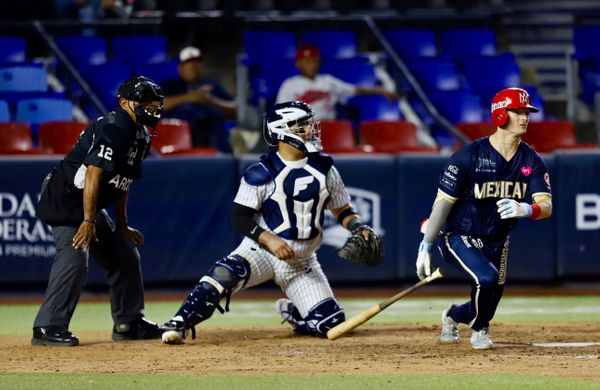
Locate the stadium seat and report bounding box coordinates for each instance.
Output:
[16,98,73,125]
[408,59,464,92]
[112,35,167,68]
[38,120,88,154]
[243,31,296,64]
[359,120,438,153]
[0,100,9,121]
[0,36,26,63]
[462,54,521,105]
[301,30,357,59]
[320,119,369,154]
[134,60,179,85]
[0,122,38,154]
[384,29,438,59]
[524,121,598,153]
[441,28,497,61]
[455,122,495,141]
[153,119,218,156]
[79,61,131,110]
[321,59,376,86]
[430,90,485,124]
[251,60,297,105]
[55,35,107,66]
[347,95,402,122]
[0,65,47,92]
[573,26,600,103]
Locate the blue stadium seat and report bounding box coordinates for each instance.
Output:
[112,35,167,68]
[134,60,179,85]
[243,31,296,64]
[384,29,438,59]
[0,36,26,63]
[55,35,107,65]
[79,61,131,110]
[573,26,600,104]
[462,54,521,105]
[430,90,485,124]
[0,65,47,92]
[0,100,9,121]
[301,30,357,59]
[348,95,402,122]
[321,59,376,86]
[408,59,464,92]
[252,60,297,106]
[442,28,497,61]
[17,98,73,124]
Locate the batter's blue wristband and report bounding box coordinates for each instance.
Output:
[419,241,433,252]
[83,219,95,224]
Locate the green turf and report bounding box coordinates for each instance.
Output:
[2,296,599,336]
[0,372,598,390]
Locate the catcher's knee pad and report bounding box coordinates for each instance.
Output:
[206,254,251,293]
[295,298,345,338]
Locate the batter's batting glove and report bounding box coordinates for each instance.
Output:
[416,241,433,280]
[496,198,532,219]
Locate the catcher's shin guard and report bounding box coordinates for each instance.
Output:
[294,297,345,338]
[174,255,251,326]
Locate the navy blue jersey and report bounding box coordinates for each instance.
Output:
[439,137,551,240]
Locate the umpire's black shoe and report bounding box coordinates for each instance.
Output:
[32,326,79,347]
[112,316,163,341]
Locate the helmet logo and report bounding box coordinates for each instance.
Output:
[519,92,528,104]
[491,97,511,112]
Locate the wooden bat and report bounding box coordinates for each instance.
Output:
[327,268,444,340]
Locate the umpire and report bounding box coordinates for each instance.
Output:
[32,76,164,346]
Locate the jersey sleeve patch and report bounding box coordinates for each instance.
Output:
[243,162,273,186]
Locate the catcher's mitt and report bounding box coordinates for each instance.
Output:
[338,225,384,267]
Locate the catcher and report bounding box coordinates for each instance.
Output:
[161,100,383,344]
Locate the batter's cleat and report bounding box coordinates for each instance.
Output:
[31,326,79,346]
[276,298,300,328]
[470,327,494,350]
[161,319,196,345]
[439,305,460,344]
[112,316,163,341]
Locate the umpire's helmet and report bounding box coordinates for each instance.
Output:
[491,87,539,127]
[117,75,164,104]
[263,101,322,154]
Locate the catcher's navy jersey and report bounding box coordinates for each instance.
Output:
[243,151,334,240]
[439,137,551,240]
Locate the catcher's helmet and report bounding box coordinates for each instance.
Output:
[491,87,539,127]
[263,101,322,154]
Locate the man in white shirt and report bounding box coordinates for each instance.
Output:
[276,44,399,121]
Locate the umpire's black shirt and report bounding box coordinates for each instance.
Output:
[36,107,151,226]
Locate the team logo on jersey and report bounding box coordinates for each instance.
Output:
[544,172,551,189]
[322,187,384,248]
[475,157,497,173]
[520,166,532,176]
[474,181,528,200]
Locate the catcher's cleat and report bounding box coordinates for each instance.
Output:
[32,326,79,347]
[161,319,196,345]
[112,316,163,341]
[470,327,494,350]
[439,304,460,344]
[276,298,301,328]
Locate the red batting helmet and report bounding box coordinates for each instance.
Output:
[491,87,539,127]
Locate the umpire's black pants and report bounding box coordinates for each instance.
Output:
[33,210,146,329]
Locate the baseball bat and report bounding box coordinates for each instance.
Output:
[327,268,444,340]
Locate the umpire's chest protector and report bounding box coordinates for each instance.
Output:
[258,152,333,240]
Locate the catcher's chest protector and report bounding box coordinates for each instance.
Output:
[260,152,333,240]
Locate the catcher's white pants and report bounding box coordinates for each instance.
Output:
[230,237,335,317]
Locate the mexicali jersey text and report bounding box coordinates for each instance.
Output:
[439,137,551,240]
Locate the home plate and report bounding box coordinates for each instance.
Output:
[532,342,600,348]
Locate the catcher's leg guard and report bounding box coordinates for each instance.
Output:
[173,255,251,326]
[294,298,345,338]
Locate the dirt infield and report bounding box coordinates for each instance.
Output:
[2,323,599,380]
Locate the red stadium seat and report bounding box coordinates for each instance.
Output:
[524,121,598,153]
[0,122,39,154]
[359,120,439,153]
[455,122,495,141]
[39,120,88,154]
[320,120,370,154]
[153,119,218,156]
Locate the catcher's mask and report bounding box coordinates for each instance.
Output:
[117,75,164,134]
[263,101,322,154]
